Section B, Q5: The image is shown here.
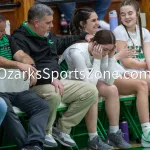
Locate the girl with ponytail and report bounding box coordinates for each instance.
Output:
[60,30,132,149]
[70,8,99,35]
[114,0,150,82]
[113,0,150,146]
[60,5,150,146]
[70,7,133,61]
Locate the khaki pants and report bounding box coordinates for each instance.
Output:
[31,79,98,134]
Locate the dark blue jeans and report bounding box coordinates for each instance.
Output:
[1,90,49,148]
[58,0,112,21]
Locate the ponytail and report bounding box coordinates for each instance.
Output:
[70,9,81,35]
[69,7,95,35]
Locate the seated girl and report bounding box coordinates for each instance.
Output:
[114,0,150,89]
[59,29,150,148]
[60,28,133,149]
[65,6,150,147]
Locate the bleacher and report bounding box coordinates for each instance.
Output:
[0,0,149,149]
[0,93,143,149]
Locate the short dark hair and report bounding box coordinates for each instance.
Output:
[0,13,6,22]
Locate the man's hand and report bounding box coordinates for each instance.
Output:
[51,79,64,96]
[29,71,37,87]
[17,62,37,86]
[85,34,94,42]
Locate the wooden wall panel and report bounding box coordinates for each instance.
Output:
[0,9,16,34]
[14,0,34,29]
[50,6,61,34]
[0,0,34,33]
[142,0,150,31]
[0,0,10,3]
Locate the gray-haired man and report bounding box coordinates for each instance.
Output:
[12,4,108,150]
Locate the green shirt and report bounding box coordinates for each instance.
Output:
[22,21,54,45]
[0,34,12,60]
[128,46,144,61]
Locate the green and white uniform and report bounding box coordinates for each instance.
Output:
[114,24,150,72]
